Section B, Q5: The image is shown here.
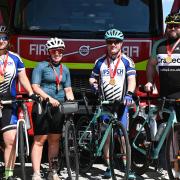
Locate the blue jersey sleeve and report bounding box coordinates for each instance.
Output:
[63,65,71,88]
[31,62,45,85]
[122,55,136,77]
[90,55,105,79]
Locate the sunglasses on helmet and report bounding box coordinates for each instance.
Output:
[48,48,64,55]
[0,35,8,41]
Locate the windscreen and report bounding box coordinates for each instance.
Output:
[14,0,160,34]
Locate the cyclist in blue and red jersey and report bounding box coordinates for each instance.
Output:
[89,28,136,179]
[0,24,37,180]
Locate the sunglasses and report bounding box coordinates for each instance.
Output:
[0,35,8,41]
[167,24,180,29]
[106,39,122,45]
[49,48,64,55]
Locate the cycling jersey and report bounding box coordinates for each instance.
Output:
[90,53,136,101]
[151,38,180,97]
[0,51,24,99]
[32,61,71,101]
[0,51,25,132]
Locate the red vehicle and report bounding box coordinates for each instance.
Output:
[0,0,178,133]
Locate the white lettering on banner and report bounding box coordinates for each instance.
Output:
[29,44,47,55]
[122,46,139,57]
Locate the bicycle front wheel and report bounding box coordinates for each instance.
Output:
[18,121,26,180]
[109,121,131,180]
[166,123,180,179]
[65,119,79,180]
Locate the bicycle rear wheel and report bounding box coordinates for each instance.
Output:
[76,116,95,174]
[65,119,79,180]
[129,116,151,175]
[166,123,180,179]
[18,121,26,180]
[109,121,131,180]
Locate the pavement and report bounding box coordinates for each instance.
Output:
[0,162,169,180]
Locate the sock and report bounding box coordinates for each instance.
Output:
[5,168,14,179]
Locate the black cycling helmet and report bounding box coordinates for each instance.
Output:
[165,12,180,24]
[0,24,8,34]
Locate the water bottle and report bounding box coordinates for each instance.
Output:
[155,123,166,141]
[150,118,157,141]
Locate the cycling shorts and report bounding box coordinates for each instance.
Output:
[100,103,129,130]
[0,104,18,132]
[32,102,65,135]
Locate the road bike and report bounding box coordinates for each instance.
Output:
[76,95,131,180]
[129,95,180,179]
[44,99,79,180]
[0,96,41,180]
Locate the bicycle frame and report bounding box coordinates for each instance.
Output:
[132,101,177,159]
[16,108,30,157]
[78,101,116,157]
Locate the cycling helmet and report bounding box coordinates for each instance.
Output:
[104,28,124,41]
[165,12,180,24]
[46,37,65,50]
[0,25,8,34]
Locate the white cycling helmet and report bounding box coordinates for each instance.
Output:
[46,37,65,50]
[0,25,8,34]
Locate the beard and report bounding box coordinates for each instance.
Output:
[166,30,180,40]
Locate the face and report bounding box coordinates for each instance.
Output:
[48,48,64,63]
[106,39,123,56]
[166,23,180,39]
[0,33,9,50]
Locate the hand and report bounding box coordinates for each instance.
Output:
[91,82,98,93]
[29,94,40,102]
[49,97,60,107]
[145,82,153,92]
[124,94,133,106]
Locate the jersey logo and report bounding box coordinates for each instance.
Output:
[102,68,124,76]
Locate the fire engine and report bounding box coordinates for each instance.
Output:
[0,0,179,135]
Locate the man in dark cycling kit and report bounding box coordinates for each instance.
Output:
[145,12,180,179]
[90,28,136,179]
[0,24,37,180]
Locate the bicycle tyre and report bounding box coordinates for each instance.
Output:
[18,121,26,180]
[76,116,95,174]
[166,123,180,179]
[65,119,79,180]
[109,121,131,180]
[129,116,151,175]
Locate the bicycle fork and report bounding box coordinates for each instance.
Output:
[15,111,30,157]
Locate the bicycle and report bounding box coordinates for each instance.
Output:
[76,95,131,180]
[129,94,180,179]
[0,96,41,180]
[43,99,79,180]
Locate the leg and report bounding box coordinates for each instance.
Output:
[31,135,47,174]
[3,129,16,179]
[47,133,61,170]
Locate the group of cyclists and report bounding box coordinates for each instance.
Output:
[0,11,179,180]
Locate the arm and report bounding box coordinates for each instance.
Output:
[18,70,33,96]
[145,57,157,92]
[32,84,60,107]
[127,75,136,93]
[64,87,74,100]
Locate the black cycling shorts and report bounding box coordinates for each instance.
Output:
[32,102,64,135]
[0,104,18,132]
